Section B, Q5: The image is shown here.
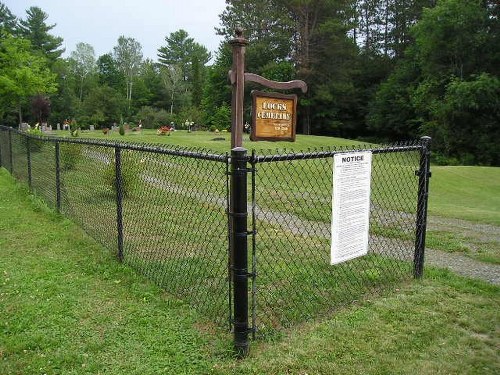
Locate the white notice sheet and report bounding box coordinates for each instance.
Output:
[331,151,372,265]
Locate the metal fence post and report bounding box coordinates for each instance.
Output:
[26,136,32,190]
[414,136,432,278]
[230,147,250,357]
[55,141,61,212]
[0,130,3,168]
[8,128,13,174]
[115,147,124,262]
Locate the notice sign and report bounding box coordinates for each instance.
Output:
[251,91,297,142]
[331,151,372,265]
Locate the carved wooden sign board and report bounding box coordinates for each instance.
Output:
[251,91,297,142]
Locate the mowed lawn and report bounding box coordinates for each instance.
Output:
[53,129,500,226]
[1,167,499,374]
[429,166,500,225]
[51,128,367,153]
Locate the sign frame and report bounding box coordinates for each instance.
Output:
[250,90,297,142]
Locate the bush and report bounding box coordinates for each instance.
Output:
[103,150,141,197]
[136,106,174,129]
[25,127,45,153]
[119,123,125,136]
[70,120,80,137]
[60,143,82,171]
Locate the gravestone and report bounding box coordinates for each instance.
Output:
[89,125,95,131]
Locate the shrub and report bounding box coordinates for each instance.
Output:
[25,127,45,153]
[60,143,82,171]
[119,123,125,136]
[70,120,80,137]
[103,151,141,197]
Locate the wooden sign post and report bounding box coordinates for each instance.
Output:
[228,28,307,148]
[228,28,308,357]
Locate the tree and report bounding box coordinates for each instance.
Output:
[217,0,293,70]
[68,42,96,101]
[0,34,57,124]
[133,59,163,110]
[113,36,143,112]
[49,59,77,124]
[160,64,184,114]
[31,94,51,124]
[96,53,125,91]
[157,29,211,82]
[368,0,500,165]
[201,44,233,126]
[157,29,211,114]
[0,1,18,34]
[18,6,64,62]
[81,85,124,127]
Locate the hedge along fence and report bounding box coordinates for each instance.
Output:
[0,126,431,356]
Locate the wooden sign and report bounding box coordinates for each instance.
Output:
[251,91,297,142]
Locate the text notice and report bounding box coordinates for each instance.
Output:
[331,151,372,265]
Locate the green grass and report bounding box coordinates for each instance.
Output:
[1,168,499,374]
[55,130,500,223]
[49,128,367,153]
[38,129,500,264]
[428,166,500,225]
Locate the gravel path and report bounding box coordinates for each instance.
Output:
[425,216,500,285]
[134,160,500,287]
[425,247,500,285]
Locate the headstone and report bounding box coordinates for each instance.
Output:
[89,125,95,131]
[57,123,61,131]
[20,123,30,132]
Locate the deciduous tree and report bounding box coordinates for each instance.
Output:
[0,34,57,124]
[113,36,143,112]
[68,42,96,101]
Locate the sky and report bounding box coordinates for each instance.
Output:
[5,0,228,61]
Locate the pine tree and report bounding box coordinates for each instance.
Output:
[18,6,64,62]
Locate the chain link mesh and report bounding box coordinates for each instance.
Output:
[250,142,422,336]
[0,126,427,339]
[0,127,230,326]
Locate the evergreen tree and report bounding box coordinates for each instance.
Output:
[18,6,64,62]
[0,1,18,34]
[368,0,500,165]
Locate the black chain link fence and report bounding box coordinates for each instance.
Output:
[0,126,430,349]
[248,142,426,336]
[0,126,231,327]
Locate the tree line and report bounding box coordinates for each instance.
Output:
[0,0,498,165]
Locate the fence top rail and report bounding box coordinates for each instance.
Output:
[250,141,423,163]
[0,125,228,163]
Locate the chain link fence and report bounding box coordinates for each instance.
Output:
[0,126,430,351]
[248,142,426,336]
[0,126,231,327]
